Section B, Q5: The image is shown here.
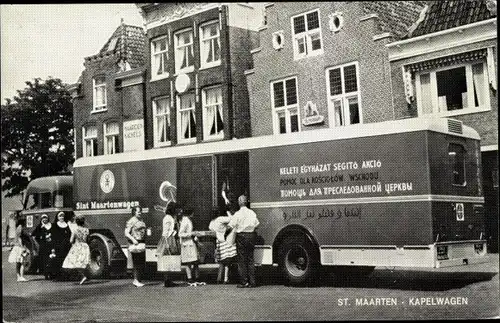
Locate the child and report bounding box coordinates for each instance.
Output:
[209,215,237,284]
[178,208,205,286]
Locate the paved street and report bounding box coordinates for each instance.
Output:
[2,249,499,322]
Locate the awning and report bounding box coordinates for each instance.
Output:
[407,49,488,72]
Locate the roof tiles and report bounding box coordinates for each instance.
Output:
[85,23,146,68]
[408,0,496,38]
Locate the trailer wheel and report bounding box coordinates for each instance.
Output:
[88,238,110,278]
[23,241,36,274]
[278,234,319,286]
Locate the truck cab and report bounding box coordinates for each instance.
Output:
[19,175,73,272]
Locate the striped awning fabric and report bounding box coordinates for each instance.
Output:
[407,49,487,72]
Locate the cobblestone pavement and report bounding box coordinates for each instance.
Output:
[2,250,499,322]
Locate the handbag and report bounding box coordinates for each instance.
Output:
[157,255,181,272]
[128,242,146,253]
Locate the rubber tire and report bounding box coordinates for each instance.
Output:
[88,238,110,278]
[23,240,36,274]
[278,234,319,286]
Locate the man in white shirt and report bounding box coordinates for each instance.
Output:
[228,195,259,288]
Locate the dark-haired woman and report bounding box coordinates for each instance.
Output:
[125,206,147,287]
[156,202,180,287]
[62,215,90,285]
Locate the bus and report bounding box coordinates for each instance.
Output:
[73,118,488,284]
[18,175,74,272]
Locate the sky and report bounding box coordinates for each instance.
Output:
[0,4,144,103]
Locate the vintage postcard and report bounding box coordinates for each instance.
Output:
[1,2,498,321]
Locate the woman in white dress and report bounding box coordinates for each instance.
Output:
[8,218,29,282]
[178,208,203,286]
[62,215,90,285]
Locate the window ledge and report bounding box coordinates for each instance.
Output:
[176,138,197,145]
[150,74,170,83]
[250,47,262,54]
[91,108,107,114]
[199,62,221,71]
[153,141,172,148]
[293,49,324,61]
[175,66,195,75]
[203,135,224,142]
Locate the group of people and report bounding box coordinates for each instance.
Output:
[8,211,91,284]
[9,193,260,288]
[127,193,260,288]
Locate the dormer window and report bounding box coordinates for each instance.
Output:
[151,35,169,80]
[291,9,323,60]
[92,76,107,112]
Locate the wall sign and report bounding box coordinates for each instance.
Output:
[123,119,145,152]
[302,101,324,126]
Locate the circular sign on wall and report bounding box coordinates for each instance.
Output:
[175,73,191,93]
[100,170,115,194]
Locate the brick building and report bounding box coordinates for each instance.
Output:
[136,3,264,148]
[69,22,147,158]
[387,0,498,251]
[245,2,425,137]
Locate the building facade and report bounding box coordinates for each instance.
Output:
[136,3,264,149]
[387,0,498,251]
[70,22,147,158]
[245,2,425,137]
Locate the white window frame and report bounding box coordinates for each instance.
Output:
[199,20,221,69]
[152,96,172,147]
[291,9,323,61]
[270,76,301,135]
[176,92,197,144]
[174,28,195,74]
[325,61,362,128]
[103,122,119,155]
[415,61,491,118]
[82,125,97,157]
[151,35,169,81]
[202,85,224,141]
[92,77,107,112]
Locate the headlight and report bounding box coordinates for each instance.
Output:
[437,245,449,260]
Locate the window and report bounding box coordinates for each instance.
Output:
[416,62,490,117]
[151,36,169,79]
[174,29,194,73]
[93,76,107,112]
[82,125,98,157]
[177,92,197,143]
[291,10,323,60]
[271,77,300,134]
[104,122,119,155]
[449,143,466,186]
[202,86,224,140]
[200,21,221,68]
[153,96,171,147]
[326,62,361,127]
